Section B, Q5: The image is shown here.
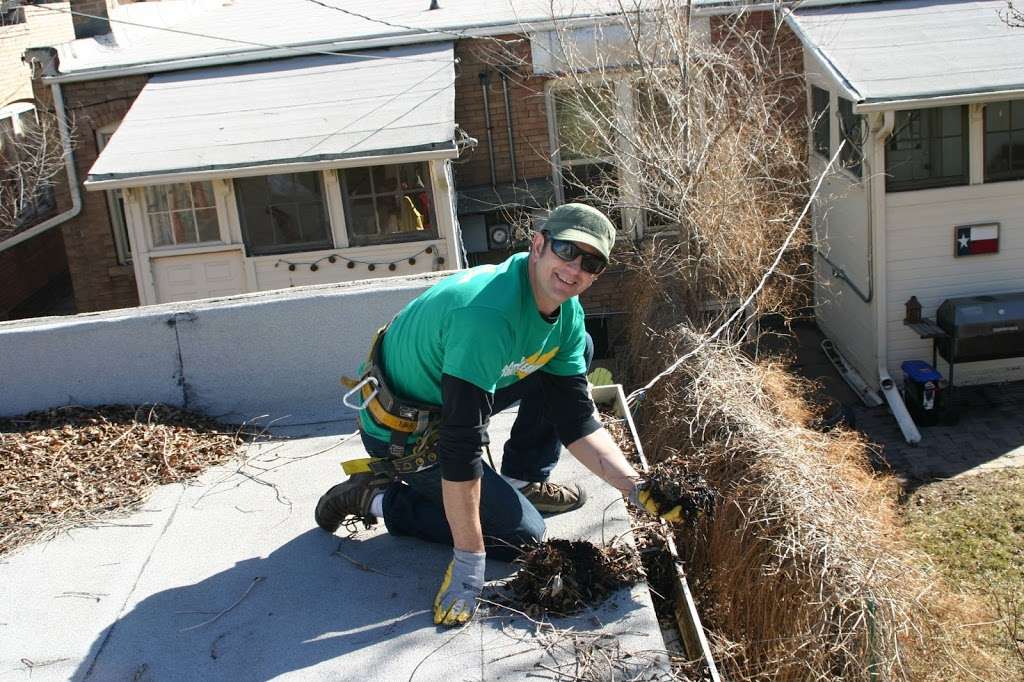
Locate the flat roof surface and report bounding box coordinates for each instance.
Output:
[85,43,456,188]
[47,0,646,76]
[788,0,1024,105]
[0,409,668,680]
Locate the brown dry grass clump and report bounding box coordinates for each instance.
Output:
[623,321,1008,680]
[0,404,247,556]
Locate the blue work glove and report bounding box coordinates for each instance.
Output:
[628,480,683,524]
[433,548,485,626]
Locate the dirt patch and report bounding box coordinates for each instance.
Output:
[0,404,250,556]
[503,539,644,618]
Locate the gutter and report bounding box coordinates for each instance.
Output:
[856,86,1024,114]
[869,110,920,445]
[0,83,81,253]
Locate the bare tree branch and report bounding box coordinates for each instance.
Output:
[0,107,70,240]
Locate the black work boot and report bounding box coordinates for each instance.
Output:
[315,473,391,533]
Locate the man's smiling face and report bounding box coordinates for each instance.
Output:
[527,232,600,315]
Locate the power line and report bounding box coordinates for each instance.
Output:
[31,3,456,66]
[300,0,517,45]
[626,140,849,407]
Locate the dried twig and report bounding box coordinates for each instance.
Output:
[179,576,264,632]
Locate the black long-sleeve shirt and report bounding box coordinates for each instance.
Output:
[438,372,602,481]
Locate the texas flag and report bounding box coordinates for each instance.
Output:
[955,224,999,256]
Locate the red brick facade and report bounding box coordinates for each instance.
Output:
[33,75,147,313]
[452,37,554,189]
[0,228,68,320]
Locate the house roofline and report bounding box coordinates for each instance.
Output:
[83,144,459,191]
[855,87,1024,113]
[44,0,864,84]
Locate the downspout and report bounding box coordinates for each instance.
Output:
[499,69,517,185]
[0,82,82,253]
[870,110,921,444]
[479,71,497,188]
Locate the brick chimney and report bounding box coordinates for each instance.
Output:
[70,0,110,39]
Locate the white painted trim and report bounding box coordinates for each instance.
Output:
[429,159,459,268]
[785,15,860,103]
[856,89,1024,114]
[969,103,984,186]
[124,187,158,305]
[145,243,244,259]
[0,84,81,254]
[83,147,459,191]
[322,169,350,250]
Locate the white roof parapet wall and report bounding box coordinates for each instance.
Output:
[0,273,448,425]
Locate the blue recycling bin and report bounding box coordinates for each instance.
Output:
[901,360,945,425]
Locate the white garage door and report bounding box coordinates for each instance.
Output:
[152,250,247,304]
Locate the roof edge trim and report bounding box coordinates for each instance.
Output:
[856,87,1024,113]
[84,142,458,190]
[783,10,861,102]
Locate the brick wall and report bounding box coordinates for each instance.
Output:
[0,227,68,319]
[0,3,74,106]
[453,37,553,189]
[36,75,147,313]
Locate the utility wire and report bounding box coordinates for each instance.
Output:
[30,3,455,65]
[300,0,517,44]
[625,139,849,407]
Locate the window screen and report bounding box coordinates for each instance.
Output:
[886,106,967,192]
[235,172,331,256]
[811,86,830,158]
[984,100,1024,183]
[837,98,863,178]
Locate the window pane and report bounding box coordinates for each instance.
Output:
[191,182,215,208]
[887,107,966,191]
[376,165,400,194]
[812,86,830,157]
[235,172,330,255]
[345,167,372,195]
[555,86,615,161]
[348,197,378,236]
[195,208,219,242]
[167,184,190,212]
[1012,101,1024,129]
[145,186,169,213]
[150,213,173,246]
[170,211,196,243]
[269,203,302,243]
[986,102,1010,132]
[986,132,1011,175]
[297,202,329,242]
[941,137,962,177]
[941,106,962,135]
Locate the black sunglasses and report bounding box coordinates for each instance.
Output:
[543,234,607,275]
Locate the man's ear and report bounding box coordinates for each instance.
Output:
[530,232,545,257]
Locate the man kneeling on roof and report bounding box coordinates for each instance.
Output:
[315,203,681,626]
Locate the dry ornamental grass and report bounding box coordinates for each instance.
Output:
[0,404,247,556]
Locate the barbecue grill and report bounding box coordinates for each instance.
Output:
[935,292,1024,387]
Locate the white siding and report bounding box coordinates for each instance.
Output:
[812,157,878,387]
[885,179,1024,385]
[253,241,449,291]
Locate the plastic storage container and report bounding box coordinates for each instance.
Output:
[901,360,944,426]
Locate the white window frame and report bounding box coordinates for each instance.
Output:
[337,161,439,248]
[96,123,132,264]
[141,180,224,250]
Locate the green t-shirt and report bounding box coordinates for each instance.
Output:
[360,252,587,442]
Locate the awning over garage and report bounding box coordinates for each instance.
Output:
[786,0,1024,111]
[86,42,457,189]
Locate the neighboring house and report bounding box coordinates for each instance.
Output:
[23,0,809,326]
[0,0,75,319]
[787,0,1024,438]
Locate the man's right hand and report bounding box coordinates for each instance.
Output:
[433,548,485,626]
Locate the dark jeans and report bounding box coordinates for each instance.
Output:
[362,334,594,562]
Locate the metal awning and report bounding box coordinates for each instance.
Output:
[86,42,456,189]
[786,0,1024,111]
